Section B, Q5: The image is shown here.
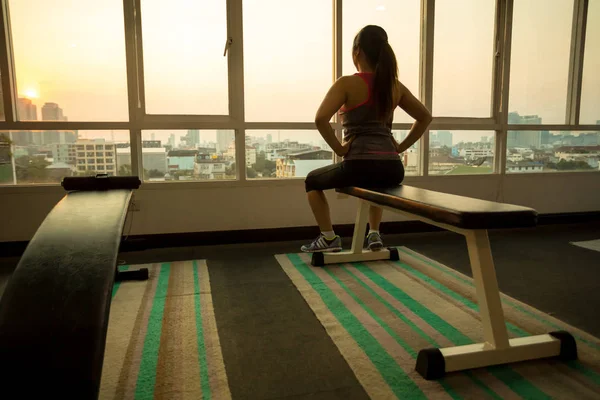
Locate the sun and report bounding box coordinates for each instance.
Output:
[23,88,39,99]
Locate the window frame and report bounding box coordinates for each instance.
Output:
[0,0,598,190]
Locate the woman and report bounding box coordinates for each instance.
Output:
[302,25,432,253]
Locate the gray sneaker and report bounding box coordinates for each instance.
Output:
[366,232,384,251]
[301,234,343,253]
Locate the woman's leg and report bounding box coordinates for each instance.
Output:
[302,163,347,252]
[307,190,333,232]
[369,206,383,231]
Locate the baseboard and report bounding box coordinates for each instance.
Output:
[1,212,599,257]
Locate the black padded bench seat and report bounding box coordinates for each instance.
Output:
[336,185,538,230]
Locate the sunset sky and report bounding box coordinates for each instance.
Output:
[6,0,599,145]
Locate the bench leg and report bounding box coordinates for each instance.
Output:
[416,230,577,379]
[312,200,399,266]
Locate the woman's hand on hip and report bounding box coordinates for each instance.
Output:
[336,137,355,157]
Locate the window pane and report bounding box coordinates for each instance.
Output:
[506,130,600,173]
[141,130,235,181]
[0,130,129,185]
[433,0,495,117]
[428,131,495,175]
[580,0,600,124]
[392,130,420,176]
[9,0,128,121]
[244,1,332,122]
[343,0,420,123]
[510,0,574,124]
[141,0,228,115]
[245,130,333,179]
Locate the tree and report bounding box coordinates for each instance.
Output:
[15,155,50,183]
[148,169,164,178]
[253,152,276,176]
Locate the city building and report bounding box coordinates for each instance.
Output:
[18,98,37,121]
[51,143,77,165]
[167,149,197,172]
[217,130,235,154]
[224,144,257,166]
[275,149,333,178]
[181,130,200,148]
[116,147,168,175]
[41,102,67,121]
[194,153,228,180]
[431,131,453,148]
[507,112,542,149]
[74,139,116,176]
[506,161,544,173]
[460,148,494,160]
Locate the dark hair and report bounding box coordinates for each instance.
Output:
[352,25,398,120]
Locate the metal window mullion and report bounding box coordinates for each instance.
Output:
[565,0,588,125]
[419,0,434,176]
[227,0,246,181]
[333,0,342,163]
[497,0,513,175]
[123,0,144,177]
[0,0,17,122]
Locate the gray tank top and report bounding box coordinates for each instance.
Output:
[340,73,399,161]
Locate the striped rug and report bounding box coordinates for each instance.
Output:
[276,248,600,399]
[100,261,231,400]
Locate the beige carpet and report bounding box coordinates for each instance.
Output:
[276,249,600,399]
[100,260,230,400]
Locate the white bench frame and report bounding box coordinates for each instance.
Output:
[321,195,574,379]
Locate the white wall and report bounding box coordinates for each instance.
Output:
[1,172,599,242]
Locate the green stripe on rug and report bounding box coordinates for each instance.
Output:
[397,248,600,351]
[135,263,171,399]
[193,260,211,400]
[392,258,600,387]
[392,261,528,337]
[355,262,552,400]
[111,265,130,299]
[288,254,427,399]
[340,266,503,400]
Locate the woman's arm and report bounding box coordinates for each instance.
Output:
[395,83,433,153]
[315,77,352,157]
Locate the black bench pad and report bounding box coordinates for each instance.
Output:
[0,190,133,398]
[337,185,538,229]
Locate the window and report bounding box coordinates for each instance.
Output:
[343,0,420,123]
[509,0,574,124]
[243,0,332,122]
[433,0,495,117]
[580,0,600,124]
[141,130,235,181]
[506,130,600,173]
[141,0,228,115]
[428,131,495,175]
[392,130,420,176]
[9,0,128,121]
[245,130,332,179]
[0,130,129,185]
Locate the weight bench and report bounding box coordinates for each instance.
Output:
[311,185,577,380]
[0,175,147,399]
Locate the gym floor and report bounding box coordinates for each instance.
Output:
[0,221,598,399]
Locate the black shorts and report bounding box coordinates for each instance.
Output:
[305,159,405,192]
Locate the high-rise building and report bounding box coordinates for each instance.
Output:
[436,131,453,148]
[217,130,235,154]
[18,98,37,121]
[183,129,200,148]
[42,102,67,121]
[507,112,542,149]
[266,134,273,143]
[167,134,176,148]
